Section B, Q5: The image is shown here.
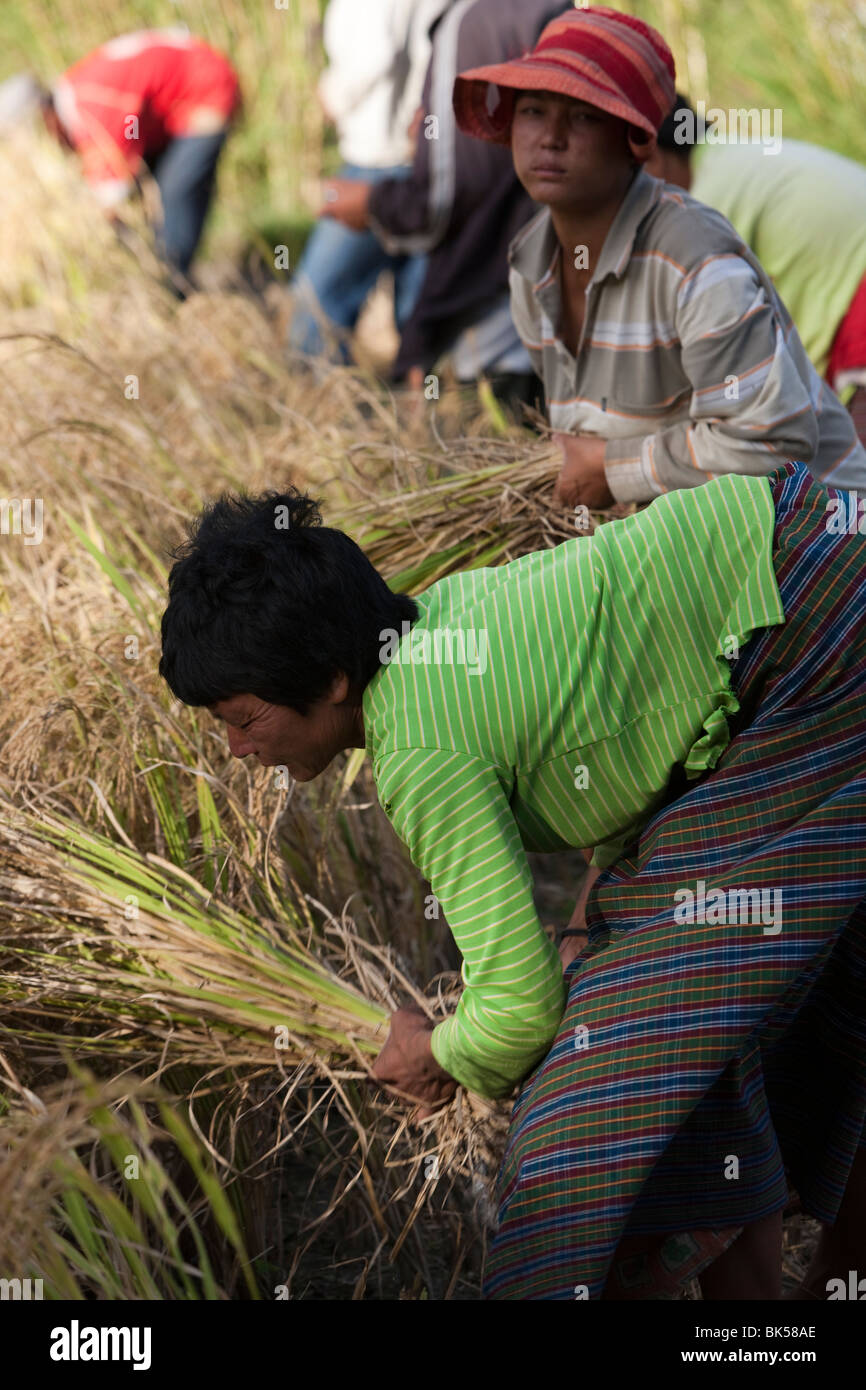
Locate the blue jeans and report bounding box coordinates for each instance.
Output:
[149,131,228,278]
[288,162,427,362]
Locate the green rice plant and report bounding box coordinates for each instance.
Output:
[0,805,511,1298]
[0,802,399,1078]
[0,1064,261,1298]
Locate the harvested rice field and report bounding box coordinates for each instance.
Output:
[1,0,861,1321]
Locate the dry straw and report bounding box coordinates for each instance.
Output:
[336,441,626,593]
[2,0,845,1296]
[0,804,395,1073]
[0,130,583,1298]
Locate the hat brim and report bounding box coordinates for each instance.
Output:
[453,56,659,146]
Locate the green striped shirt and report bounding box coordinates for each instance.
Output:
[362,473,785,1098]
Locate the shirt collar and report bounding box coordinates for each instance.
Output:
[509,168,663,293]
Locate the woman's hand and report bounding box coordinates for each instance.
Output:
[371,1006,458,1119]
[553,433,614,510]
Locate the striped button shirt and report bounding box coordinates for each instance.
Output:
[509,169,866,505]
[363,472,785,1097]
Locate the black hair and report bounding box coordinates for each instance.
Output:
[158,488,419,714]
[657,92,702,154]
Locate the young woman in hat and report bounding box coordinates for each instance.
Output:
[452,5,866,511]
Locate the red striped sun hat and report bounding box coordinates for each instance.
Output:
[453,5,675,145]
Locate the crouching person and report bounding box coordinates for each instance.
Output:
[160,464,866,1300]
[41,28,240,291]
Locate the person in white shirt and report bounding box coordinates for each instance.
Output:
[288,0,451,364]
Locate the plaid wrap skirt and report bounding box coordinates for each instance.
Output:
[484,461,866,1300]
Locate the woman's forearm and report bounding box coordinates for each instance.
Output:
[559,859,602,970]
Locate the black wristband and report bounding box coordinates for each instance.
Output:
[558,928,589,939]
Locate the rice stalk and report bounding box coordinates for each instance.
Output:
[0,804,513,1297]
[0,803,397,1077]
[337,442,632,592]
[0,1062,261,1299]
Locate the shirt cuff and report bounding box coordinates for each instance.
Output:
[430,1018,519,1100]
[604,435,662,504]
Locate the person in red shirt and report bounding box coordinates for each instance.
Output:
[43,28,241,289]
